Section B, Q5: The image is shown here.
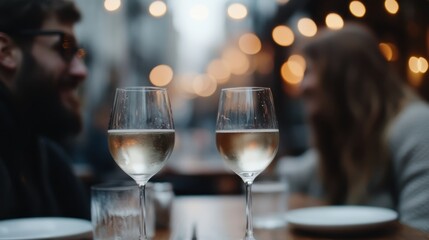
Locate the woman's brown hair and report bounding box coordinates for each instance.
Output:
[299,23,410,204]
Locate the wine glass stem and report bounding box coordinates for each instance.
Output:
[244,181,255,240]
[139,184,148,240]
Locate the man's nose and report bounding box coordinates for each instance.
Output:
[69,56,87,82]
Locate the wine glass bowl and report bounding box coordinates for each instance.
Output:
[108,87,175,240]
[216,87,279,240]
[216,129,278,183]
[108,129,174,184]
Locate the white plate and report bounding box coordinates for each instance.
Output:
[286,206,398,233]
[0,217,92,240]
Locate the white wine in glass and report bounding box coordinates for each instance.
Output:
[216,87,279,240]
[108,87,175,240]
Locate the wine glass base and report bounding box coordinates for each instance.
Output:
[244,235,256,240]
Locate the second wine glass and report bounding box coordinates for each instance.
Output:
[215,87,279,240]
[108,87,175,240]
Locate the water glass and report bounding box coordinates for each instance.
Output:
[91,182,155,240]
[252,181,288,229]
[151,182,174,229]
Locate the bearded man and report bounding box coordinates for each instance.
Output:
[0,0,90,219]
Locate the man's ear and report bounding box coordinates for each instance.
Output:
[0,33,20,70]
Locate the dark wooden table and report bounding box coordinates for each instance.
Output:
[152,195,429,240]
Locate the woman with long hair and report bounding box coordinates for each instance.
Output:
[281,23,429,232]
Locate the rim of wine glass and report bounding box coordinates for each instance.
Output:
[117,86,167,92]
[221,87,270,92]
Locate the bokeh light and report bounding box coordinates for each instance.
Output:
[104,0,121,11]
[222,47,250,75]
[349,1,366,17]
[287,54,306,78]
[272,25,294,47]
[193,74,217,97]
[149,64,174,86]
[379,42,398,61]
[238,33,262,55]
[409,56,428,73]
[149,1,167,18]
[325,13,344,30]
[385,0,399,14]
[281,55,305,85]
[207,59,231,84]
[297,18,317,37]
[227,3,248,20]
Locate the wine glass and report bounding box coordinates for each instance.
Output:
[108,87,175,240]
[215,87,279,240]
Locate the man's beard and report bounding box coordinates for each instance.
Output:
[14,51,83,141]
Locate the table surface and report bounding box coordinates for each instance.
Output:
[152,195,429,240]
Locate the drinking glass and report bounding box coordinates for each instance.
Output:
[215,87,279,240]
[108,87,175,240]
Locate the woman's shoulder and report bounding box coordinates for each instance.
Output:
[388,100,429,169]
[389,100,429,140]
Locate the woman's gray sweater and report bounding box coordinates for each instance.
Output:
[279,100,429,232]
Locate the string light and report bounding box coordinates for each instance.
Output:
[281,55,306,85]
[409,56,428,73]
[227,3,248,20]
[349,1,366,17]
[238,33,262,55]
[222,47,250,75]
[207,59,231,84]
[192,74,217,97]
[272,25,294,46]
[325,13,344,30]
[297,18,317,37]
[104,0,121,11]
[385,0,399,14]
[149,1,167,17]
[149,65,174,86]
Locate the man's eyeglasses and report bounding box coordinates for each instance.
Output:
[1,29,85,63]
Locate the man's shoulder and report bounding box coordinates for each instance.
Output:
[38,137,74,167]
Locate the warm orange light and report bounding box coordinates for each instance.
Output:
[409,56,420,73]
[379,42,400,61]
[176,73,198,96]
[297,18,317,37]
[238,33,262,55]
[408,56,428,73]
[281,60,303,85]
[104,0,121,11]
[207,59,231,84]
[149,65,174,86]
[385,0,399,14]
[349,1,366,17]
[227,3,247,20]
[272,25,294,47]
[325,13,344,30]
[420,58,429,73]
[149,1,167,17]
[193,74,217,97]
[287,54,306,77]
[222,47,250,75]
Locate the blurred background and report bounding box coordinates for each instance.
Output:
[70,0,429,195]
